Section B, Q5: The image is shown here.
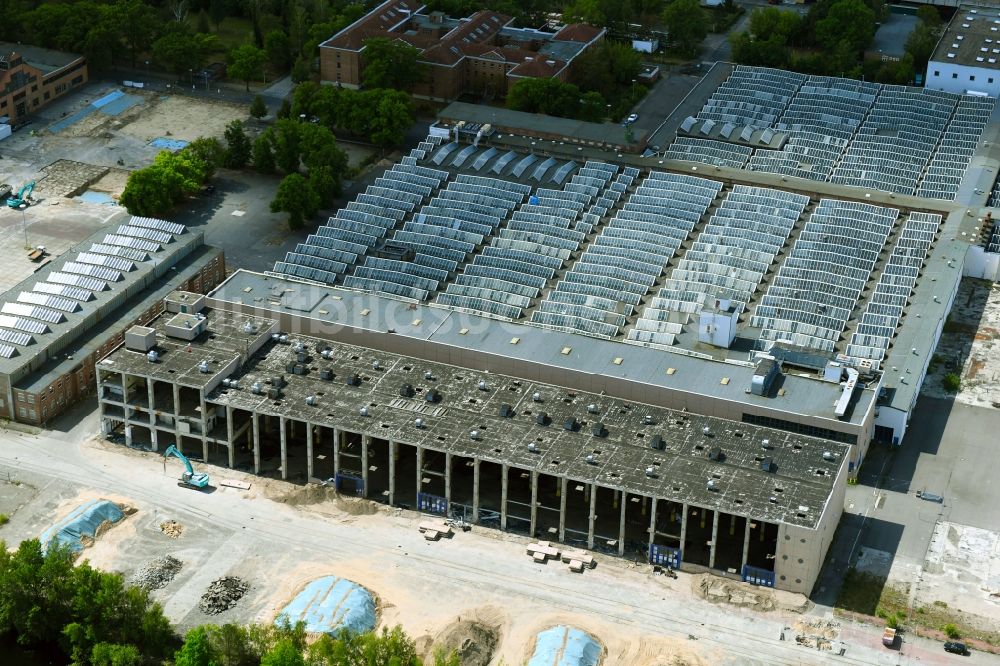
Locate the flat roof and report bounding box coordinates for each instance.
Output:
[16,246,224,393]
[108,307,849,530]
[0,41,82,75]
[931,5,1000,70]
[439,102,650,148]
[0,217,202,379]
[208,271,877,431]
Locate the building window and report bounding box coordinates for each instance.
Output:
[991,78,995,84]
[934,70,940,77]
[971,75,976,81]
[953,73,958,79]
[43,91,49,101]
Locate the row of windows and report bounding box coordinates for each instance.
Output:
[741,413,858,445]
[932,70,996,84]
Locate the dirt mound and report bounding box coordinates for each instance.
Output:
[433,621,498,666]
[160,520,183,538]
[690,574,806,613]
[199,576,250,615]
[281,484,339,506]
[792,618,839,650]
[131,555,183,590]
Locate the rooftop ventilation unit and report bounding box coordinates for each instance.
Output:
[645,466,656,478]
[532,392,542,402]
[372,360,382,370]
[707,479,719,492]
[591,422,606,437]
[477,379,488,391]
[146,350,159,363]
[267,388,281,400]
[587,403,598,414]
[822,451,836,461]
[563,417,577,431]
[643,415,655,425]
[321,349,335,359]
[527,442,539,453]
[708,446,724,462]
[305,395,317,406]
[251,382,263,394]
[585,454,596,464]
[536,411,549,426]
[469,430,479,440]
[359,406,369,416]
[425,388,440,403]
[498,403,514,417]
[399,383,415,398]
[414,418,424,428]
[649,435,665,451]
[345,373,361,387]
[198,360,210,373]
[702,426,711,436]
[760,457,775,473]
[424,370,435,380]
[319,368,333,381]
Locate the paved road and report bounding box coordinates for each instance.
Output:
[2,405,993,665]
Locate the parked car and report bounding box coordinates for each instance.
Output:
[627,113,639,124]
[944,641,968,655]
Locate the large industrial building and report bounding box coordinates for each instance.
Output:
[926,4,1000,98]
[0,42,88,124]
[95,64,1000,594]
[0,216,225,425]
[319,0,604,101]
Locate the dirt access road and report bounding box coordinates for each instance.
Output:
[0,407,991,666]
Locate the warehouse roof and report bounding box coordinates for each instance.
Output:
[931,5,1000,71]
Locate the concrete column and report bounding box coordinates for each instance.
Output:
[472,458,480,522]
[415,445,424,505]
[500,464,509,530]
[587,483,597,549]
[172,383,180,415]
[679,503,688,561]
[558,476,567,542]
[709,511,720,569]
[279,416,288,480]
[306,422,314,481]
[618,492,627,557]
[333,427,340,479]
[444,452,453,502]
[361,435,369,498]
[226,405,235,469]
[124,424,133,448]
[200,396,209,463]
[648,498,658,551]
[146,381,156,450]
[150,428,158,452]
[529,470,538,538]
[252,412,260,475]
[172,383,181,451]
[388,441,396,505]
[741,519,752,571]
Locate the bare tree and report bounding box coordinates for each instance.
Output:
[168,0,189,23]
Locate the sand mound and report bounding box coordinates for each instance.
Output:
[433,621,498,666]
[160,520,183,538]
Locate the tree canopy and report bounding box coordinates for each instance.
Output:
[228,44,267,92]
[291,83,416,150]
[270,172,320,230]
[662,0,708,57]
[361,38,427,91]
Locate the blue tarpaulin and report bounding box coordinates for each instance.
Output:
[40,499,124,553]
[150,137,189,151]
[527,626,602,666]
[276,576,376,636]
[48,90,144,133]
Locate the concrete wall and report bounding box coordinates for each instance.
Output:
[965,245,1000,281]
[926,60,1000,97]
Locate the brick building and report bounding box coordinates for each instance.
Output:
[319,0,605,100]
[0,42,88,124]
[0,217,225,426]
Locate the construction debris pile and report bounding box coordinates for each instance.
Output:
[130,556,183,590]
[199,577,250,615]
[160,520,183,538]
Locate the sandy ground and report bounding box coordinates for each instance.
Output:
[117,94,250,144]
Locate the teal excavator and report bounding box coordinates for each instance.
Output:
[163,444,210,489]
[6,180,35,209]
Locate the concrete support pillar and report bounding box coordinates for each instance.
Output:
[680,503,689,560]
[150,428,158,452]
[709,511,720,569]
[125,423,133,448]
[172,383,180,416]
[306,422,314,481]
[500,464,509,530]
[415,446,424,504]
[444,452,453,503]
[529,470,538,538]
[252,412,260,475]
[147,381,156,451]
[558,476,567,542]
[618,492,627,557]
[361,435,369,498]
[226,405,235,469]
[472,458,480,522]
[741,519,752,571]
[172,383,181,452]
[333,427,340,479]
[279,416,288,480]
[200,396,209,463]
[388,441,396,505]
[648,498,658,551]
[587,483,597,549]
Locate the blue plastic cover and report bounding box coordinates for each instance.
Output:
[527,626,602,666]
[276,576,376,636]
[149,137,190,151]
[40,499,125,553]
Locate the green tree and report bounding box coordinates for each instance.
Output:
[152,27,217,77]
[271,173,320,230]
[916,5,942,29]
[815,0,875,54]
[273,119,301,174]
[578,91,607,122]
[209,0,227,29]
[291,57,311,84]
[570,41,641,101]
[228,43,267,92]
[261,639,305,666]
[368,89,415,150]
[253,131,277,174]
[265,29,291,71]
[307,627,421,666]
[250,94,268,120]
[730,7,802,68]
[361,37,426,90]
[308,165,340,206]
[185,137,226,177]
[91,642,142,666]
[662,0,707,57]
[204,623,253,666]
[297,123,347,172]
[507,78,583,118]
[175,627,218,666]
[114,0,159,68]
[224,120,252,169]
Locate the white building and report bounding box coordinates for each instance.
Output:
[926,5,1000,97]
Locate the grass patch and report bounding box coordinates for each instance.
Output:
[942,373,961,393]
[0,513,8,525]
[834,568,887,616]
